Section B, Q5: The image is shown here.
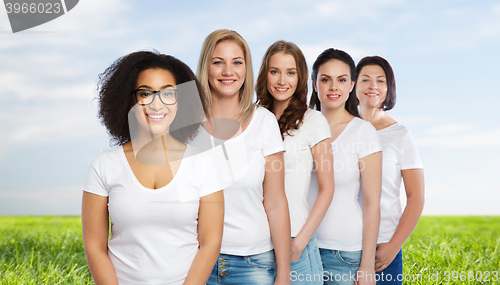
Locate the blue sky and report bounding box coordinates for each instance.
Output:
[0,0,499,215]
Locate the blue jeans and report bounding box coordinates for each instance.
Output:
[376,249,403,284]
[319,248,362,285]
[290,235,323,284]
[207,250,276,284]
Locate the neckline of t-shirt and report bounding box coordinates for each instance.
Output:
[377,122,400,132]
[200,105,259,140]
[119,144,190,192]
[331,117,358,144]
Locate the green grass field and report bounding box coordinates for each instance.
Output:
[0,216,499,284]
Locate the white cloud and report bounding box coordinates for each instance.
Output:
[0,102,105,158]
[0,185,82,215]
[426,123,475,135]
[416,128,500,148]
[422,183,500,215]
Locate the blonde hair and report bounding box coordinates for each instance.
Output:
[196,29,254,120]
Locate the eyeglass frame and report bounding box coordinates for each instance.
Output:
[132,88,178,106]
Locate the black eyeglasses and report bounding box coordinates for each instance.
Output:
[133,88,178,105]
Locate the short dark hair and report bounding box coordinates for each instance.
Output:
[97,50,205,146]
[309,48,359,117]
[356,56,396,111]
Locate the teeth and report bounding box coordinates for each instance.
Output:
[221,80,234,83]
[327,95,340,97]
[276,88,288,91]
[367,93,378,96]
[148,114,166,119]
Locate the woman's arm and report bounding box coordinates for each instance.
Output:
[81,192,119,285]
[263,152,291,285]
[356,151,382,285]
[375,169,425,272]
[184,190,224,285]
[291,138,334,261]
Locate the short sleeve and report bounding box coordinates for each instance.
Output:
[306,110,332,147]
[356,121,382,158]
[198,153,224,197]
[399,132,423,170]
[262,110,285,157]
[82,151,109,197]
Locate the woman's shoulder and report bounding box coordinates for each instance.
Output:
[379,122,412,136]
[351,117,377,131]
[253,105,279,125]
[90,145,123,167]
[254,104,274,118]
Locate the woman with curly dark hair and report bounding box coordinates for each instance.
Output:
[256,40,334,284]
[81,50,224,285]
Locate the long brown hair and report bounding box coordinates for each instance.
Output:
[196,29,254,121]
[256,40,308,139]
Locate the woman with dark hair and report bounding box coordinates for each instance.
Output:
[196,30,291,285]
[81,50,224,285]
[355,56,424,285]
[256,40,334,284]
[308,48,382,285]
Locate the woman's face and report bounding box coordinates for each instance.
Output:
[266,52,298,105]
[208,41,246,99]
[356,64,388,109]
[314,59,355,110]
[132,68,178,137]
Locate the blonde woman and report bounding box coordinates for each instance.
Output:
[196,29,291,285]
[256,40,334,284]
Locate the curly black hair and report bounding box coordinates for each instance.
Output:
[96,50,205,146]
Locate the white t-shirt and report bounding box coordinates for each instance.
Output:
[377,123,423,244]
[190,106,285,255]
[82,145,222,285]
[283,109,331,237]
[309,117,381,251]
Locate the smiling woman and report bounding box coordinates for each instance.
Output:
[256,41,334,285]
[196,30,291,285]
[81,51,224,285]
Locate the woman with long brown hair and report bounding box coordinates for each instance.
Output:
[256,40,334,284]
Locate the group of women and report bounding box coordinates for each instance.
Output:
[81,29,425,285]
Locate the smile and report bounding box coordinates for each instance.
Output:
[275,87,289,92]
[327,94,340,98]
[365,93,378,97]
[219,79,236,85]
[146,113,167,122]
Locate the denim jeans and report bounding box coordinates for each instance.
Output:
[319,248,362,285]
[207,250,276,284]
[290,235,323,284]
[376,249,403,284]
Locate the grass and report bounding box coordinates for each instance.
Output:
[0,216,499,284]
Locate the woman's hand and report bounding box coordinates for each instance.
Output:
[290,237,306,262]
[355,265,376,285]
[375,242,399,272]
